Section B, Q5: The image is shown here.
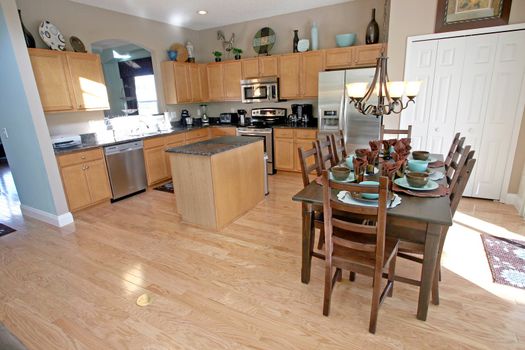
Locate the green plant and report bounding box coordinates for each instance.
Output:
[232,48,243,55]
[212,51,222,57]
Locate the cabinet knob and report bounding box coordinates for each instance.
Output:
[85,165,89,170]
[434,127,439,132]
[81,156,86,159]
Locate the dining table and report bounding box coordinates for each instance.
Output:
[291,154,452,321]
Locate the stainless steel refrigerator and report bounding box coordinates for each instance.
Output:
[318,68,380,151]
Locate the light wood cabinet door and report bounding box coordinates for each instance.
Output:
[207,64,224,101]
[29,49,75,112]
[324,48,353,69]
[173,63,191,103]
[144,145,170,185]
[353,44,384,67]
[161,61,178,105]
[61,164,92,211]
[210,127,236,138]
[302,52,324,98]
[66,52,109,110]
[188,64,201,102]
[259,56,278,77]
[242,58,259,79]
[198,64,209,101]
[279,54,301,99]
[84,159,111,203]
[222,61,242,100]
[274,137,295,171]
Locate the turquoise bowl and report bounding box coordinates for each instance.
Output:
[360,180,379,199]
[336,33,356,47]
[408,159,429,172]
[345,154,355,169]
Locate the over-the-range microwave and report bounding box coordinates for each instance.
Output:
[240,76,279,103]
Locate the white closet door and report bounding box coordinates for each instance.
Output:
[471,30,525,199]
[401,40,438,151]
[427,37,466,155]
[454,34,498,196]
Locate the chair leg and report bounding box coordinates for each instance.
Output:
[349,271,356,282]
[432,260,440,305]
[317,227,325,250]
[323,263,333,316]
[369,270,382,334]
[336,268,342,282]
[387,256,396,298]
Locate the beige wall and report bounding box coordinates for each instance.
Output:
[16,0,199,135]
[195,0,386,62]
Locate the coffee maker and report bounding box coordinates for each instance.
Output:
[291,104,314,126]
[237,109,249,126]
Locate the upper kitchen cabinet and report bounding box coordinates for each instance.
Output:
[222,61,242,100]
[198,64,209,101]
[161,61,192,104]
[66,52,110,110]
[324,44,385,69]
[29,48,109,112]
[259,56,278,77]
[242,58,259,79]
[279,51,324,99]
[207,63,224,101]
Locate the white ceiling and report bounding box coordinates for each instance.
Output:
[68,0,352,30]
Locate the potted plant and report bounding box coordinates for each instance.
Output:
[213,51,222,62]
[232,48,243,60]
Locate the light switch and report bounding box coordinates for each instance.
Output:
[1,128,8,139]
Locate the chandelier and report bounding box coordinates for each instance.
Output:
[346,53,421,118]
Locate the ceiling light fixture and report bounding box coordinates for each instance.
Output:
[197,10,208,15]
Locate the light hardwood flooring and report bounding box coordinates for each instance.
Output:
[0,168,524,349]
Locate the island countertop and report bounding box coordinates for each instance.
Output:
[166,136,262,156]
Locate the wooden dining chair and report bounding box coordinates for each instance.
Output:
[315,135,337,171]
[379,125,412,141]
[321,173,399,334]
[393,150,476,305]
[446,138,468,191]
[445,132,461,169]
[330,130,348,164]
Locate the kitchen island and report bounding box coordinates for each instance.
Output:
[166,136,265,230]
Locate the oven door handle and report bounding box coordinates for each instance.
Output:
[238,133,267,137]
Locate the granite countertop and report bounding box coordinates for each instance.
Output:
[166,136,262,156]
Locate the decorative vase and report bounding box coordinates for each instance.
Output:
[293,30,299,53]
[215,57,221,62]
[365,8,380,45]
[234,54,241,60]
[18,10,35,48]
[311,22,318,50]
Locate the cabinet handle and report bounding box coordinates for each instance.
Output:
[85,165,89,170]
[81,165,86,170]
[81,155,86,159]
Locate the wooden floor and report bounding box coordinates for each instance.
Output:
[0,167,524,349]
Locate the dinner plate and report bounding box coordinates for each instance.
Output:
[39,21,65,51]
[69,36,86,52]
[394,177,439,191]
[329,171,355,183]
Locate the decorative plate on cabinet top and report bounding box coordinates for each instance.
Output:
[69,36,86,53]
[253,27,276,55]
[39,21,66,51]
[169,43,188,62]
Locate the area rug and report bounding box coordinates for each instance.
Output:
[0,223,16,237]
[154,181,174,194]
[481,233,525,289]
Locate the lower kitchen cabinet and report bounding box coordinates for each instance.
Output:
[144,145,170,185]
[274,137,295,171]
[274,128,317,172]
[210,127,236,138]
[57,148,111,212]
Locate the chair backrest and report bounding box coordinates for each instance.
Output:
[322,172,389,267]
[380,125,412,141]
[446,137,469,191]
[445,132,461,169]
[298,143,322,187]
[330,130,348,164]
[316,136,337,171]
[450,151,476,216]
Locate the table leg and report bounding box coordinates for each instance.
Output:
[301,203,313,284]
[417,223,441,321]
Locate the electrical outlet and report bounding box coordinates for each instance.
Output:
[1,128,8,139]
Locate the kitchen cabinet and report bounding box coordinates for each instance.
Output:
[222,61,243,100]
[242,58,259,79]
[188,64,201,102]
[144,136,170,186]
[278,52,323,99]
[57,148,111,211]
[259,56,279,77]
[207,63,224,101]
[210,127,236,138]
[324,44,385,69]
[29,48,109,112]
[161,62,208,104]
[274,128,317,172]
[186,128,210,143]
[198,64,209,101]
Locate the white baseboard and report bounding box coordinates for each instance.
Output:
[503,193,524,217]
[20,205,74,227]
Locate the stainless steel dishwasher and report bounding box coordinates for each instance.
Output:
[104,140,147,201]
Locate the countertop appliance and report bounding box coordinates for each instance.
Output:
[52,134,81,149]
[104,140,147,201]
[291,103,314,126]
[236,126,274,176]
[237,109,248,126]
[250,107,287,127]
[180,109,192,126]
[318,68,380,151]
[219,112,239,124]
[241,76,279,104]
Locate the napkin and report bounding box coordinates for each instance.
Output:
[381,159,405,179]
[337,191,402,208]
[369,140,382,152]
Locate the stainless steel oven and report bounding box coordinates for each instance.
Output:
[241,76,279,104]
[236,127,274,175]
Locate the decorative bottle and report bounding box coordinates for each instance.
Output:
[311,22,318,50]
[293,30,299,53]
[365,8,380,45]
[18,10,35,48]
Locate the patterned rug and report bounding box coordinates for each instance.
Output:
[154,181,174,194]
[0,223,16,237]
[481,234,525,289]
